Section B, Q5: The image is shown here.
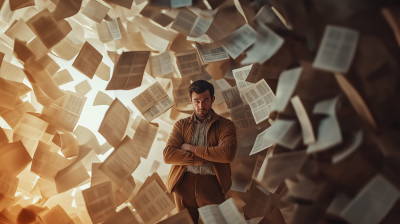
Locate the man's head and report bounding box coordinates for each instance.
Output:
[189,80,215,119]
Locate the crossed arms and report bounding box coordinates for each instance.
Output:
[163,119,237,166]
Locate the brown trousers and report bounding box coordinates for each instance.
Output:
[173,171,226,224]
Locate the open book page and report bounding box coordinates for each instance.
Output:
[4,19,35,42]
[114,177,136,207]
[42,104,79,132]
[52,69,74,86]
[130,179,175,224]
[27,38,49,60]
[106,51,150,90]
[229,104,256,129]
[232,65,254,96]
[0,141,32,176]
[106,0,134,9]
[97,21,114,43]
[216,78,232,90]
[340,175,400,224]
[12,82,32,98]
[107,18,122,40]
[291,96,315,145]
[222,86,243,109]
[55,146,92,193]
[263,119,301,150]
[24,57,66,101]
[188,14,213,38]
[31,141,70,181]
[312,25,359,73]
[242,21,284,64]
[241,79,276,124]
[0,171,19,200]
[99,137,141,187]
[75,80,92,96]
[13,113,48,156]
[150,54,163,78]
[52,37,84,61]
[175,49,202,77]
[93,91,113,106]
[131,117,158,159]
[199,204,227,224]
[170,0,193,9]
[256,150,307,193]
[9,0,34,11]
[26,9,71,49]
[334,73,377,130]
[82,181,116,223]
[92,163,135,197]
[74,125,108,155]
[219,24,257,59]
[95,62,111,81]
[59,132,80,158]
[42,204,74,224]
[143,96,174,122]
[44,58,61,76]
[140,4,174,27]
[150,52,174,77]
[271,67,302,112]
[206,5,247,42]
[72,42,103,79]
[0,77,19,110]
[255,4,286,29]
[171,7,211,38]
[103,207,139,224]
[188,34,211,43]
[171,8,196,36]
[243,184,273,219]
[1,2,14,24]
[98,99,130,147]
[0,101,36,128]
[195,42,229,64]
[81,0,110,23]
[307,97,342,153]
[219,198,247,224]
[252,155,266,179]
[132,83,161,114]
[157,208,194,224]
[52,91,86,132]
[172,78,191,107]
[250,128,273,155]
[0,61,26,83]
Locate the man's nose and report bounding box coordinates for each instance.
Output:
[199,102,205,109]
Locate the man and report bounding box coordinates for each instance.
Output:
[163,80,237,223]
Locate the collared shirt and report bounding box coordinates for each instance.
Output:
[186,113,216,175]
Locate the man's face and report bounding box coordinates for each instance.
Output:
[191,90,215,118]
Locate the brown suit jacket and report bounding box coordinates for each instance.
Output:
[163,109,237,194]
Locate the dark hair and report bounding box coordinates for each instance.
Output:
[188,80,214,98]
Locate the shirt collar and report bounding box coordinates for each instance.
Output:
[190,108,220,124]
[194,112,212,124]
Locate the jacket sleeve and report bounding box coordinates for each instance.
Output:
[194,119,237,163]
[163,119,206,166]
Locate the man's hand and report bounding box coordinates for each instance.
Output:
[181,144,196,153]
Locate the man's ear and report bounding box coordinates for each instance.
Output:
[211,96,215,104]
